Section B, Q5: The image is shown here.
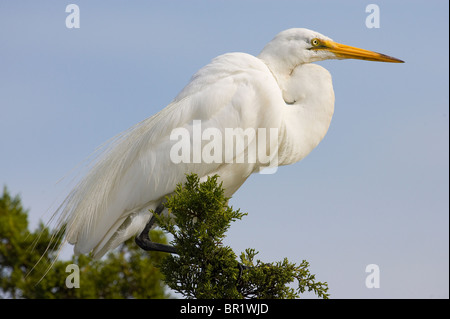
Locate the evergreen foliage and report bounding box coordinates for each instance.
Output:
[154,174,329,299]
[0,186,168,299]
[1,174,329,299]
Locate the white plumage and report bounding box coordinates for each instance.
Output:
[52,28,402,259]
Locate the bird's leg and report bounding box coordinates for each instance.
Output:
[135,203,178,254]
[237,263,250,281]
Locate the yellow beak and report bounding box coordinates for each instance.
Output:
[315,40,404,63]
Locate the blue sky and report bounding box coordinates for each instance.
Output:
[1,1,448,298]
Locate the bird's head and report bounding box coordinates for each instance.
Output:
[259,28,403,75]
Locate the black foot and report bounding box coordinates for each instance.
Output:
[135,203,178,254]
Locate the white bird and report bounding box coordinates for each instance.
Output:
[53,28,403,259]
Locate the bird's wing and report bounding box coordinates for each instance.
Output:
[55,52,284,258]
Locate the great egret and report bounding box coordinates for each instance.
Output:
[53,28,403,259]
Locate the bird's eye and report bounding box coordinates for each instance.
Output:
[311,38,320,46]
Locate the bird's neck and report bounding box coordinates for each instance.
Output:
[275,63,335,166]
[258,52,298,87]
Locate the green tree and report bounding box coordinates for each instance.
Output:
[154,174,329,299]
[0,186,168,299]
[2,175,329,299]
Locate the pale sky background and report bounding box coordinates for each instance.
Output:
[1,1,448,298]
